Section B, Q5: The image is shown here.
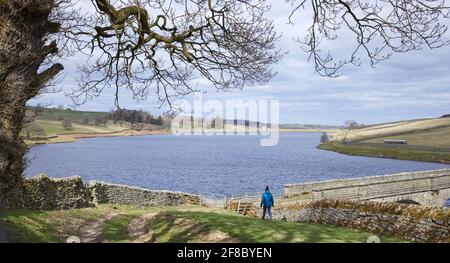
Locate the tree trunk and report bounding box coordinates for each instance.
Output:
[0,0,63,206]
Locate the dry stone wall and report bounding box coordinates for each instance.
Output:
[2,175,200,210]
[3,175,90,210]
[273,199,449,242]
[89,181,200,207]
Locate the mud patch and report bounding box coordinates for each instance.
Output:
[78,212,119,243]
[127,213,156,243]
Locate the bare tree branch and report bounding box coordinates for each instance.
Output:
[66,0,282,108]
[287,0,450,77]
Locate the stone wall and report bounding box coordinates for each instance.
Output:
[272,199,449,243]
[3,174,91,210]
[88,181,200,207]
[284,169,450,206]
[3,175,200,210]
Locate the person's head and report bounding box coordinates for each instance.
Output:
[265,185,270,192]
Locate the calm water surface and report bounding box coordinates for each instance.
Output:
[26,133,449,195]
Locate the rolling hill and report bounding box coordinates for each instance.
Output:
[322,116,450,163]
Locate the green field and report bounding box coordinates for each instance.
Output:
[2,204,405,243]
[23,108,168,144]
[35,120,124,135]
[319,142,450,163]
[324,117,450,163]
[34,108,109,123]
[24,108,120,137]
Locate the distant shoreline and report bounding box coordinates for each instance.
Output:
[26,128,171,146]
[26,127,343,146]
[279,128,341,134]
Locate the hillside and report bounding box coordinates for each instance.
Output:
[24,108,168,144]
[34,108,109,123]
[331,117,450,144]
[321,116,450,163]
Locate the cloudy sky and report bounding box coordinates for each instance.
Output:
[29,1,450,125]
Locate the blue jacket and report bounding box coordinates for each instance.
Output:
[261,191,274,207]
[444,198,450,208]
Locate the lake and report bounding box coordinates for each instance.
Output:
[26,133,450,196]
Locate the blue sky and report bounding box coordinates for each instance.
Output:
[29,1,450,125]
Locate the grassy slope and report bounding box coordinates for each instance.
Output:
[319,142,450,163]
[32,109,122,136]
[332,118,450,143]
[35,120,124,136]
[323,117,450,163]
[25,108,169,144]
[34,108,109,122]
[363,126,450,148]
[2,205,405,243]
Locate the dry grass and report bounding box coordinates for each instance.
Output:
[332,118,450,143]
[363,126,450,148]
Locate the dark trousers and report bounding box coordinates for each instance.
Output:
[262,206,272,220]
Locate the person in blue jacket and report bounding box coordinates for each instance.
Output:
[260,186,274,220]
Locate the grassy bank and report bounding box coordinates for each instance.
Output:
[1,204,405,243]
[324,116,450,163]
[319,142,450,163]
[25,108,169,145]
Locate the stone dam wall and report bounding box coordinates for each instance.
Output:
[272,200,449,243]
[3,175,200,210]
[284,169,450,206]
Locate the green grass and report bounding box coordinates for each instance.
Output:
[2,207,107,242]
[103,214,136,243]
[25,108,168,143]
[319,142,450,163]
[1,204,406,243]
[35,120,124,135]
[34,108,109,123]
[149,210,405,243]
[24,108,125,139]
[324,118,450,163]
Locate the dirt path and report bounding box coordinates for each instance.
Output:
[127,214,156,243]
[79,212,119,243]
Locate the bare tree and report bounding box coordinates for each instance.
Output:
[345,120,360,130]
[62,119,73,130]
[83,115,91,124]
[0,0,66,199]
[320,132,329,143]
[287,0,450,77]
[68,0,281,107]
[94,117,107,126]
[23,123,47,140]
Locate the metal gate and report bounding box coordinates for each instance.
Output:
[199,193,228,208]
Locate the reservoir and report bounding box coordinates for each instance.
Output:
[26,133,450,196]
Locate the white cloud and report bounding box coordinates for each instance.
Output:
[30,0,450,125]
